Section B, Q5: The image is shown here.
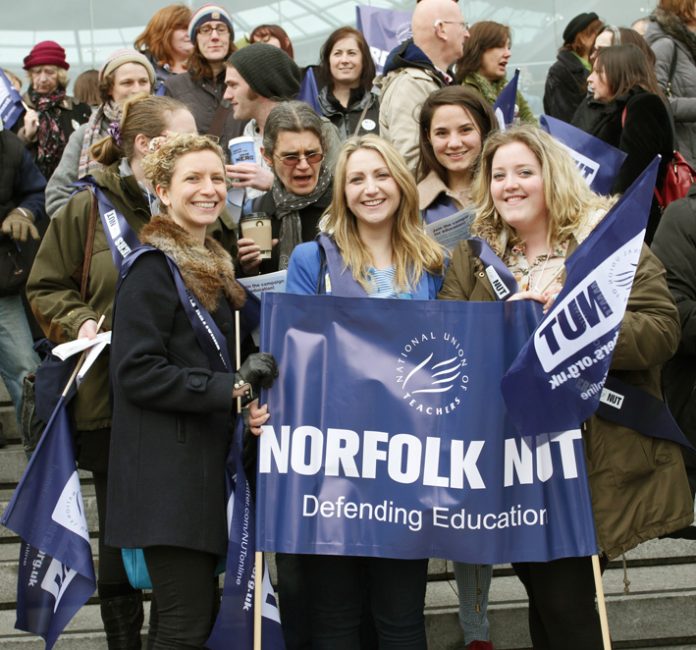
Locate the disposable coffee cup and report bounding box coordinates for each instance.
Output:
[240,212,272,260]
[228,136,256,164]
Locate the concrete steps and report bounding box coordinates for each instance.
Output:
[1,381,695,648]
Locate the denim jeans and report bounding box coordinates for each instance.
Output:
[0,294,39,423]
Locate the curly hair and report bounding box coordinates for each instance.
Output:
[320,135,445,292]
[471,125,613,255]
[142,133,226,208]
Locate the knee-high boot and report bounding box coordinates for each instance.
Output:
[100,591,144,650]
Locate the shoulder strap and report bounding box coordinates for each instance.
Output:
[80,193,98,301]
[352,101,371,137]
[467,237,518,300]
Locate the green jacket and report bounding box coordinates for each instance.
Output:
[462,72,536,125]
[439,236,693,559]
[27,161,237,431]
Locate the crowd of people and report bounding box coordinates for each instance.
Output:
[1,0,695,649]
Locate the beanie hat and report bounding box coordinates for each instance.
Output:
[23,41,69,71]
[99,49,156,86]
[189,4,234,41]
[563,12,600,45]
[228,43,300,100]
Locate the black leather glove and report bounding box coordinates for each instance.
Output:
[234,353,278,404]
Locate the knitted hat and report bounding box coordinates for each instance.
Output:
[189,4,234,41]
[23,41,69,71]
[228,43,300,100]
[563,12,600,45]
[99,49,156,86]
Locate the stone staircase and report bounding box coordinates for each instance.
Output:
[0,382,694,649]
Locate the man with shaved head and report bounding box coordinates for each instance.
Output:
[378,0,469,171]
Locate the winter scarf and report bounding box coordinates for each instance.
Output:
[272,163,332,270]
[29,86,67,179]
[652,8,696,63]
[78,100,122,178]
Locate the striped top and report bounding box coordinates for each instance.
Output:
[366,266,412,299]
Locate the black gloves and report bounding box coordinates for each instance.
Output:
[234,352,278,404]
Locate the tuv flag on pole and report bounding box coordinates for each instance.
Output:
[356,5,412,74]
[541,114,627,195]
[501,157,660,434]
[1,397,96,649]
[493,69,519,129]
[297,68,322,116]
[206,417,285,650]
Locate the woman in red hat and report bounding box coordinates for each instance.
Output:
[17,40,91,179]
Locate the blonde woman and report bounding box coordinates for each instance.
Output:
[440,125,691,649]
[285,135,444,648]
[287,134,444,297]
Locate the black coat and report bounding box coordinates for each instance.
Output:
[651,184,696,496]
[106,251,236,556]
[543,49,590,123]
[572,87,673,243]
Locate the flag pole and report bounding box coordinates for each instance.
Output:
[234,311,263,650]
[61,315,106,398]
[592,554,612,649]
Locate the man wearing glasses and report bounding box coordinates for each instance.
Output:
[379,0,470,172]
[165,4,245,151]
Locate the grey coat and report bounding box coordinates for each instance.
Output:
[646,21,696,167]
[45,119,108,218]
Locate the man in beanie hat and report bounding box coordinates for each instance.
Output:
[543,12,602,121]
[45,49,155,217]
[165,3,244,150]
[17,40,91,180]
[223,42,340,199]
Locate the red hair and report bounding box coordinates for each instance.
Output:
[250,24,294,59]
[134,4,192,68]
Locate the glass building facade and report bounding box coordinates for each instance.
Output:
[2,0,657,113]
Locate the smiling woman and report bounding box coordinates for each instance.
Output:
[107,132,277,649]
[439,124,692,649]
[282,134,445,645]
[417,86,497,228]
[317,26,380,140]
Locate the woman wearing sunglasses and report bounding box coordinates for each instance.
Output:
[237,100,333,275]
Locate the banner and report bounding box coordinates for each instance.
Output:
[493,69,519,129]
[257,294,597,564]
[540,114,627,195]
[0,69,24,130]
[501,157,659,434]
[356,5,412,74]
[207,418,285,650]
[1,398,96,649]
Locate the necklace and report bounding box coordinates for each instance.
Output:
[529,253,551,293]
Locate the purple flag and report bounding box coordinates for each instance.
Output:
[1,397,96,649]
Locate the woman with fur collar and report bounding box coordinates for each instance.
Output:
[440,125,692,649]
[645,0,696,167]
[107,133,276,648]
[27,93,198,648]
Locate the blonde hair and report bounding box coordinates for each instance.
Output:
[89,94,188,165]
[471,125,613,255]
[320,135,445,293]
[142,133,226,215]
[27,65,69,90]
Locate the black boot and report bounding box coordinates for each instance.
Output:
[100,592,144,649]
